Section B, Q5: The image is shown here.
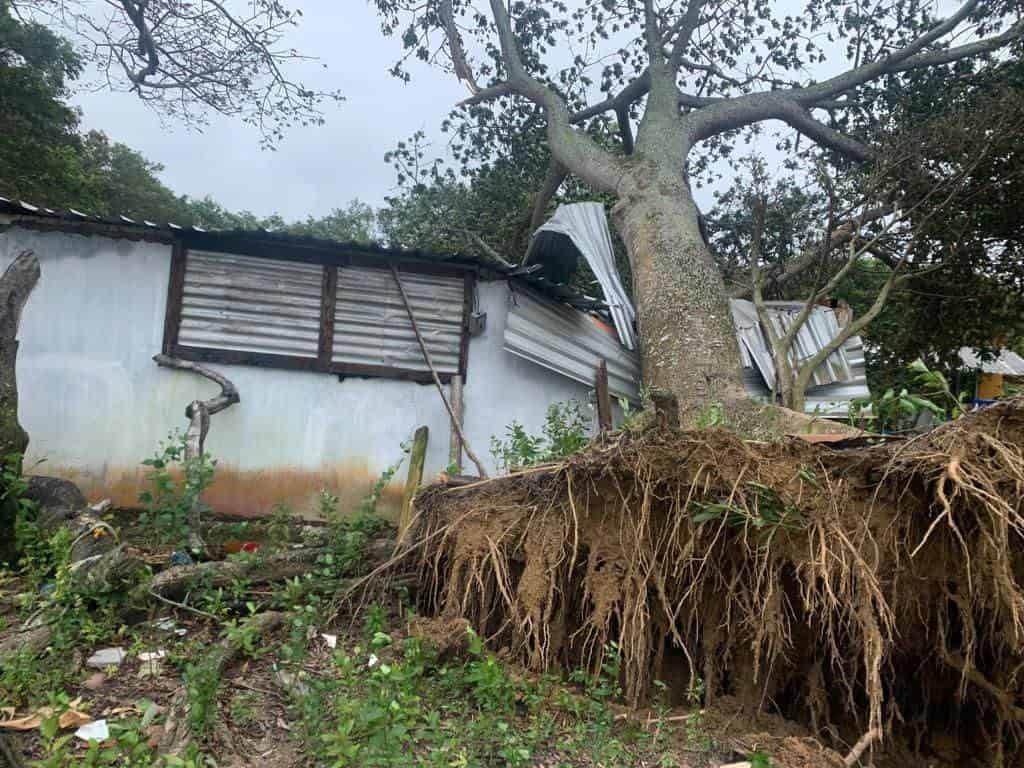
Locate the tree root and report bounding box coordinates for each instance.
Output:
[159,610,285,756]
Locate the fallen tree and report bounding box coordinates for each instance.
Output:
[407,400,1024,766]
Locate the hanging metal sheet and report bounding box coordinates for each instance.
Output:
[504,286,640,401]
[179,250,322,357]
[332,265,464,374]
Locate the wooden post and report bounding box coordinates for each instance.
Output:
[390,264,487,477]
[448,374,463,471]
[399,425,429,543]
[595,359,613,432]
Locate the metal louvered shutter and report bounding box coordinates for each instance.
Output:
[178,250,323,358]
[332,266,464,375]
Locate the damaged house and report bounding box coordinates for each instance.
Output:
[0,198,866,518]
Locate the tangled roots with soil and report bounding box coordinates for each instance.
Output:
[409,399,1024,766]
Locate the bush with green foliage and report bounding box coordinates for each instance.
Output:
[138,432,216,548]
[851,360,969,433]
[490,400,591,473]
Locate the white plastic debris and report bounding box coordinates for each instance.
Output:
[89,499,112,513]
[137,650,166,661]
[74,719,109,742]
[86,648,126,669]
[321,633,337,649]
[367,653,379,669]
[155,618,175,631]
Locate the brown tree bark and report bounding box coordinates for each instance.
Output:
[0,252,40,565]
[613,178,751,425]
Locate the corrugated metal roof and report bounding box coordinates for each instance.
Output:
[958,347,1024,376]
[731,299,869,416]
[332,266,464,374]
[504,286,641,401]
[179,250,322,358]
[0,196,607,313]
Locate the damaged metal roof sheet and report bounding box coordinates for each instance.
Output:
[504,285,641,402]
[731,299,869,416]
[959,347,1024,376]
[0,197,607,312]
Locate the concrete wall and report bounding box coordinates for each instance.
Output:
[0,227,594,519]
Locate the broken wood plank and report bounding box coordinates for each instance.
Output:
[595,359,612,432]
[399,425,429,543]
[448,374,463,471]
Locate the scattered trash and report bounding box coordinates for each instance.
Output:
[1,698,92,731]
[155,618,187,636]
[137,660,164,679]
[321,633,337,649]
[367,653,379,669]
[274,667,310,697]
[74,719,110,742]
[84,672,106,690]
[89,498,112,513]
[138,650,167,661]
[86,647,126,669]
[169,550,194,566]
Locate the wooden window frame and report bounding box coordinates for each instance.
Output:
[162,239,474,383]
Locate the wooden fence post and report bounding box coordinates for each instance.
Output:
[595,359,613,432]
[399,425,429,543]
[448,374,463,472]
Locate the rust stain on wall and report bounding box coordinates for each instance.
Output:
[39,461,405,521]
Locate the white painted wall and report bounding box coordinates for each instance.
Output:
[0,227,594,518]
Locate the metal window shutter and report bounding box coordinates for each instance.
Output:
[179,250,322,358]
[332,266,464,374]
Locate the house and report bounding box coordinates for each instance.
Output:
[0,198,638,519]
[0,197,869,519]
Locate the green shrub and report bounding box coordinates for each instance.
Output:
[491,399,591,472]
[138,432,216,548]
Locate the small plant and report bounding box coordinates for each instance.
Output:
[182,658,221,742]
[266,502,294,549]
[851,360,969,433]
[138,432,216,548]
[228,691,262,727]
[691,482,803,546]
[491,399,590,472]
[696,401,725,428]
[748,749,774,768]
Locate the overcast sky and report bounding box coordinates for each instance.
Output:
[72,1,467,221]
[67,0,945,223]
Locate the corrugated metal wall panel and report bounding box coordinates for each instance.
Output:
[332,266,464,374]
[179,250,322,357]
[504,287,640,401]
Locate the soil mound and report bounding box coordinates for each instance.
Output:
[408,400,1024,766]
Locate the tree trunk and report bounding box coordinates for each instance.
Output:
[0,252,40,565]
[612,181,749,426]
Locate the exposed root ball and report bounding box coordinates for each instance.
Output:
[409,399,1024,766]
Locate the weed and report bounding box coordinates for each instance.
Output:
[266,502,294,550]
[228,691,262,726]
[691,482,804,547]
[696,401,725,428]
[748,749,774,767]
[491,399,590,472]
[138,432,216,549]
[182,658,220,743]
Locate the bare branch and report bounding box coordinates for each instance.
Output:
[775,103,875,163]
[528,161,568,241]
[615,104,635,154]
[485,0,624,193]
[668,0,706,70]
[439,0,479,94]
[685,0,1022,147]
